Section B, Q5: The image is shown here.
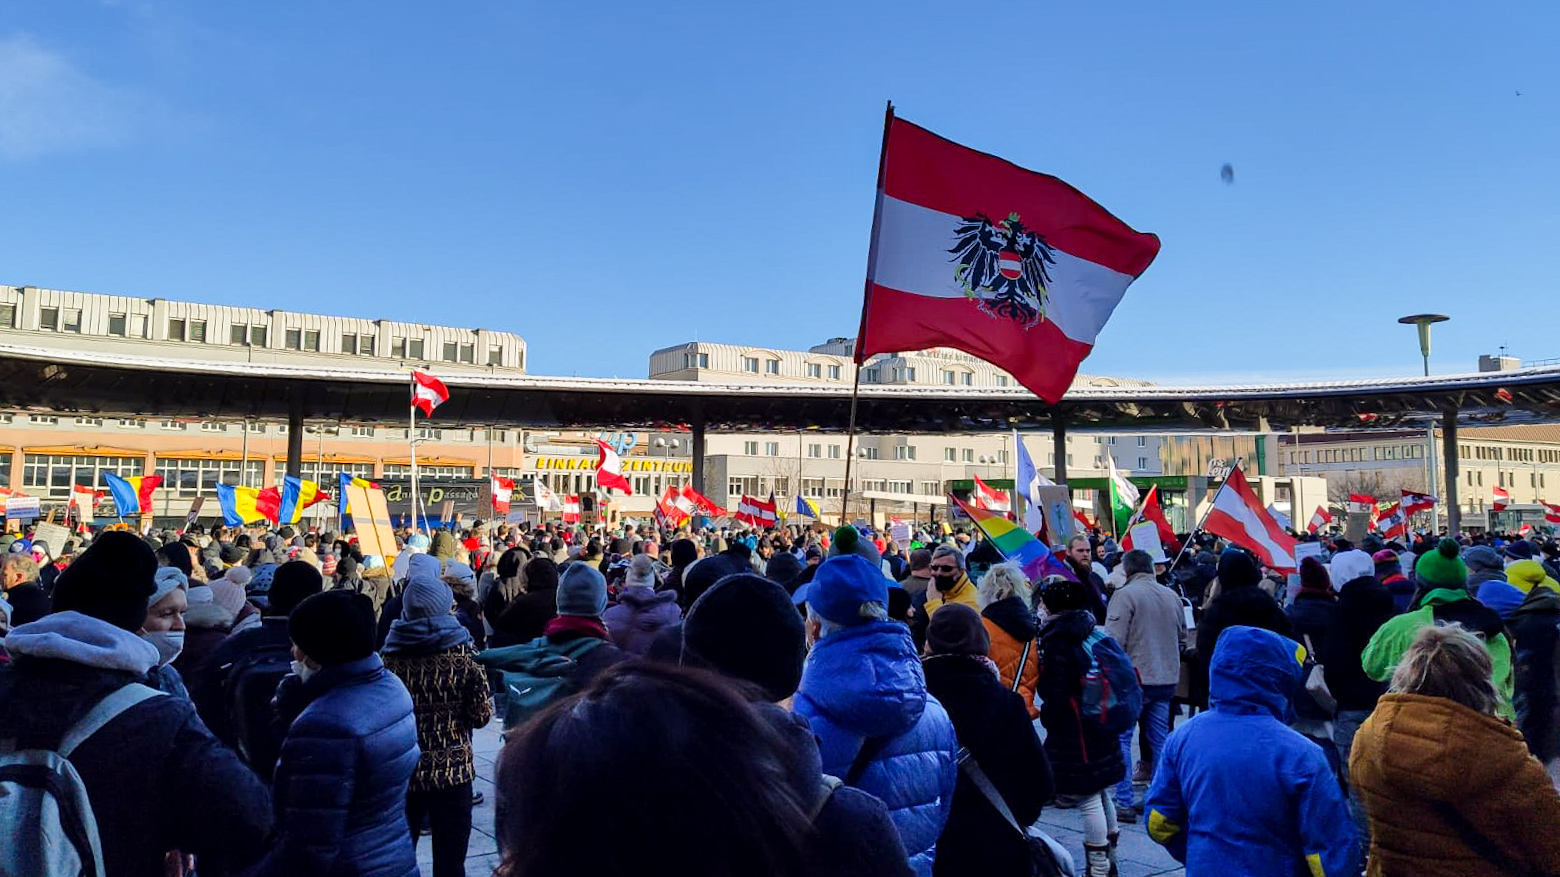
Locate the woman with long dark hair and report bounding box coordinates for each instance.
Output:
[495,662,813,877]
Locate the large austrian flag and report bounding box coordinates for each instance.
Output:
[858,115,1160,402]
[411,370,451,417]
[1202,464,1297,571]
[594,439,633,495]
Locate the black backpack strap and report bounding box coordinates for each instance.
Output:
[844,735,891,786]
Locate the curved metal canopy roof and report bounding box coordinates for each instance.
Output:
[2,342,1559,433]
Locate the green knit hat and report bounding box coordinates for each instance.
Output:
[1414,538,1468,590]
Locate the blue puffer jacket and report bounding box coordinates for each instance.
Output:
[251,654,421,877]
[794,621,958,877]
[1145,626,1357,876]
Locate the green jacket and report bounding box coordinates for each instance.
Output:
[1361,588,1514,720]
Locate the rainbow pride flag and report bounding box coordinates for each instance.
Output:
[951,495,1076,583]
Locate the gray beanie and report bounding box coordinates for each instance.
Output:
[1464,545,1503,573]
[556,562,608,618]
[148,567,188,608]
[401,575,455,621]
[625,554,657,589]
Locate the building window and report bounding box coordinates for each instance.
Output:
[891,367,916,382]
[360,335,375,356]
[230,324,247,345]
[683,352,709,369]
[39,307,58,330]
[862,368,879,382]
[808,443,822,458]
[459,343,475,364]
[201,422,225,432]
[190,320,207,343]
[249,326,267,347]
[156,458,269,499]
[943,370,957,385]
[0,303,14,328]
[28,414,58,425]
[765,441,780,456]
[285,328,301,350]
[62,309,82,332]
[766,359,780,375]
[117,418,145,429]
[828,444,841,459]
[488,347,504,366]
[303,330,319,352]
[107,313,127,336]
[862,447,879,460]
[742,357,760,373]
[408,339,424,360]
[392,338,406,358]
[443,342,458,362]
[962,372,973,386]
[1137,436,1147,447]
[944,447,957,462]
[350,425,375,437]
[341,334,358,355]
[162,318,185,342]
[380,463,471,480]
[996,375,1008,387]
[744,441,759,455]
[806,363,822,379]
[827,364,841,380]
[160,419,186,431]
[22,454,145,500]
[1138,457,1148,469]
[895,445,916,460]
[74,417,102,427]
[962,449,974,462]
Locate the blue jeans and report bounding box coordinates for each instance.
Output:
[1117,684,1176,808]
[1333,709,1372,870]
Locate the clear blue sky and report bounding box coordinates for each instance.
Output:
[1,1,1555,382]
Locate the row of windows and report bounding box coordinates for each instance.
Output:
[1287,445,1426,465]
[13,417,514,443]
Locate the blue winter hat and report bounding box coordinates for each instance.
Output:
[556,562,608,618]
[791,554,888,627]
[408,533,432,551]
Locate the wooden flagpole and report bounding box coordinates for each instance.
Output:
[840,99,895,526]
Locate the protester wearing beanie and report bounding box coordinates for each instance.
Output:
[1463,544,1506,600]
[679,572,913,877]
[603,554,681,657]
[254,589,419,877]
[1193,548,1293,709]
[1285,556,1341,748]
[923,602,1053,877]
[382,562,492,877]
[792,555,958,876]
[1479,559,1557,621]
[492,555,560,648]
[191,559,323,760]
[0,530,274,877]
[1362,538,1516,720]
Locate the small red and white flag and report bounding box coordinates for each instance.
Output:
[1376,502,1408,539]
[1202,464,1297,571]
[1542,502,1560,524]
[562,494,581,524]
[971,475,1011,513]
[735,494,779,528]
[681,485,727,519]
[1347,494,1376,515]
[1073,508,1095,533]
[1493,486,1510,511]
[655,485,690,528]
[856,112,1160,402]
[531,478,562,512]
[1401,491,1437,517]
[594,439,633,495]
[410,370,450,417]
[1120,485,1181,554]
[491,475,514,515]
[1306,506,1333,534]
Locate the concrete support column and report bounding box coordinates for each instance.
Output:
[1051,410,1068,486]
[691,414,707,496]
[1443,408,1460,535]
[285,397,304,482]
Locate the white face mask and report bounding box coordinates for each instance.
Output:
[290,659,316,684]
[141,630,184,666]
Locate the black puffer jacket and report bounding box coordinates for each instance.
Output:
[0,613,272,877]
[1286,590,1338,720]
[1036,608,1125,796]
[252,654,420,877]
[1319,576,1395,713]
[924,654,1053,877]
[1193,584,1293,706]
[1509,586,1560,763]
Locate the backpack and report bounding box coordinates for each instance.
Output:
[476,636,608,733]
[224,640,295,782]
[1078,628,1142,735]
[0,683,164,877]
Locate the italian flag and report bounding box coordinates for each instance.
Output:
[857,112,1160,401]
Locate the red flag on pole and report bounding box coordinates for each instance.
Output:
[971,475,1010,512]
[1401,491,1437,517]
[593,439,633,495]
[856,112,1161,402]
[1307,506,1333,534]
[1120,485,1181,555]
[1543,502,1560,524]
[1493,486,1510,511]
[410,370,450,417]
[1202,464,1297,571]
[491,476,514,515]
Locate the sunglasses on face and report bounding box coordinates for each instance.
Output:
[930,565,957,572]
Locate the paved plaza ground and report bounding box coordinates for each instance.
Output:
[433,720,1185,877]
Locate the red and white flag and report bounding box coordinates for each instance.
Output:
[1401,491,1437,517]
[532,478,562,512]
[1544,502,1560,524]
[410,370,450,417]
[491,475,514,515]
[971,475,1011,512]
[656,485,691,528]
[681,485,727,519]
[562,494,581,524]
[1493,486,1510,511]
[1347,494,1376,515]
[856,113,1161,402]
[1120,485,1182,555]
[1376,502,1408,539]
[1202,464,1297,571]
[594,439,633,495]
[1306,506,1333,534]
[735,494,779,528]
[1073,508,1095,533]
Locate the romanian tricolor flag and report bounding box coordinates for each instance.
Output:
[103,472,162,516]
[338,472,377,515]
[278,476,328,524]
[216,484,282,526]
[951,495,1075,584]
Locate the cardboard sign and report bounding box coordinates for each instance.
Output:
[1034,485,1075,545]
[344,483,397,560]
[1294,541,1324,564]
[1127,521,1164,561]
[1343,512,1369,543]
[4,496,41,522]
[182,497,205,532]
[32,522,71,555]
[505,509,530,525]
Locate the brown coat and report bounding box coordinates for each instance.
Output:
[983,617,1039,719]
[1350,692,1560,876]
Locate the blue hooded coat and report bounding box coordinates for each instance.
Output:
[793,620,958,877]
[1144,626,1357,876]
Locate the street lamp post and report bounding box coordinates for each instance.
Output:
[1399,314,1449,533]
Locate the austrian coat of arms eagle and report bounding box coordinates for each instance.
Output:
[948,212,1056,328]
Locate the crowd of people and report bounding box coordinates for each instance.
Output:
[4,515,1560,876]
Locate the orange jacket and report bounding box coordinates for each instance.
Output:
[984,615,1039,719]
